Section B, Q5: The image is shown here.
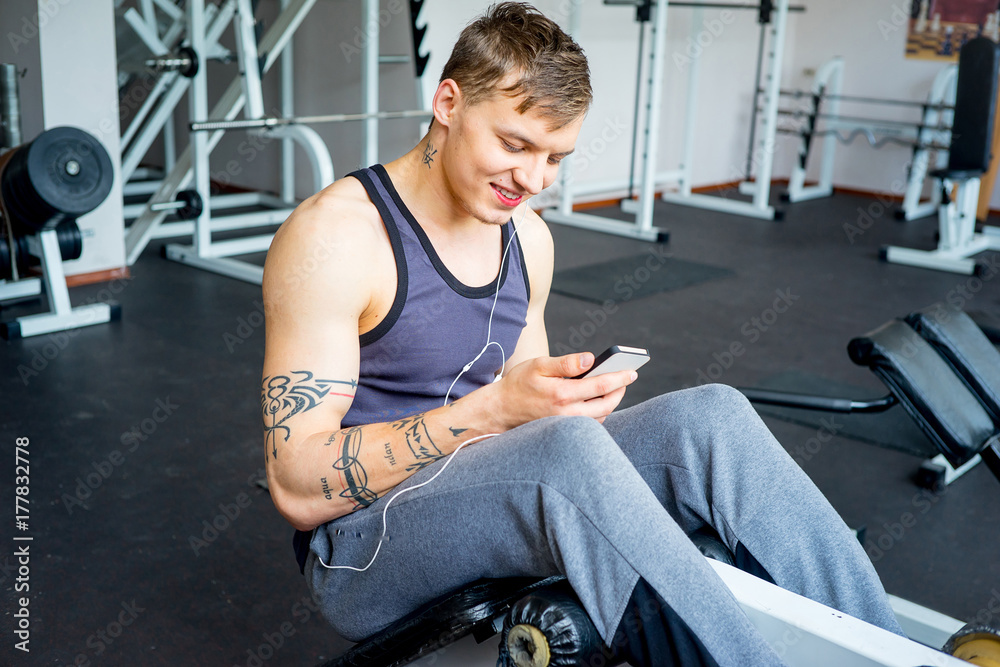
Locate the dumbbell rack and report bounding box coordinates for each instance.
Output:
[0,229,119,339]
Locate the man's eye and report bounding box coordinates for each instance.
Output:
[502,141,522,153]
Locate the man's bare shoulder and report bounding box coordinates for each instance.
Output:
[518,206,555,262]
[271,176,383,254]
[263,176,391,317]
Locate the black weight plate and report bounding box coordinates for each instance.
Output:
[55,219,83,261]
[26,126,113,217]
[0,235,10,279]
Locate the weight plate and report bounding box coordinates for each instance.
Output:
[26,126,113,217]
[0,235,10,279]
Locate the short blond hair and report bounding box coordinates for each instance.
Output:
[439,2,592,128]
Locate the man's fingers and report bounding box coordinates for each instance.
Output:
[539,352,594,378]
[582,385,628,419]
[557,369,634,407]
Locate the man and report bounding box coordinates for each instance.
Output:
[261,3,903,664]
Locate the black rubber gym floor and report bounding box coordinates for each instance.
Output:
[1,189,998,666]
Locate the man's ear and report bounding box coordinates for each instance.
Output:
[432,79,462,128]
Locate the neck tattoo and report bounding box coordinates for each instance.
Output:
[421,141,437,169]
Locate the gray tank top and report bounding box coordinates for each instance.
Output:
[341,165,531,427]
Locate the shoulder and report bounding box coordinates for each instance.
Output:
[513,206,554,302]
[270,175,382,256]
[515,206,554,266]
[264,175,387,306]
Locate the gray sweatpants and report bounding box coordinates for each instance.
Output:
[304,384,903,665]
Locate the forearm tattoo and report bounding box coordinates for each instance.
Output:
[391,413,445,472]
[331,426,378,509]
[260,371,357,460]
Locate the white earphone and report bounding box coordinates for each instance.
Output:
[318,204,527,572]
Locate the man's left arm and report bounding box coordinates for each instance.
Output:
[506,206,554,367]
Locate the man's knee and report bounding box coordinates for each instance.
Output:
[534,415,619,465]
[684,383,753,412]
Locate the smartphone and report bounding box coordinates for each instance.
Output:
[573,345,650,379]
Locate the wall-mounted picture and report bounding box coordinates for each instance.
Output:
[906,0,1000,60]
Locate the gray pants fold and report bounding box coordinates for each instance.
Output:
[305,384,903,666]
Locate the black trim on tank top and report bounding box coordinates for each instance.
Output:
[348,168,409,347]
[371,164,511,300]
[512,223,531,303]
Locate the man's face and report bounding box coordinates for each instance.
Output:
[441,84,584,226]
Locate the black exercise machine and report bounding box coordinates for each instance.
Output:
[739,303,1000,491]
[321,530,734,667]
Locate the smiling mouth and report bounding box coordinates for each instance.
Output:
[492,184,522,206]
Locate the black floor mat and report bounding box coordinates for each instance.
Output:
[551,254,735,304]
[749,370,939,459]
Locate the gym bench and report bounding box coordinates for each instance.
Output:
[739,302,1000,490]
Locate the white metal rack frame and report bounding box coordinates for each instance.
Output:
[884,173,1000,275]
[545,0,794,244]
[124,0,319,268]
[0,230,118,339]
[126,0,432,284]
[162,0,332,285]
[781,58,958,223]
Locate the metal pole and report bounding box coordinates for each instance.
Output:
[362,0,379,167]
[637,0,670,233]
[0,64,22,151]
[188,0,213,257]
[189,108,433,132]
[557,0,583,216]
[280,0,296,202]
[626,19,646,201]
[680,6,703,197]
[744,23,767,181]
[235,0,265,120]
[751,0,788,212]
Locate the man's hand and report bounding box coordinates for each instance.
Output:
[484,352,637,431]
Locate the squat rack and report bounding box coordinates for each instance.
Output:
[545,0,800,243]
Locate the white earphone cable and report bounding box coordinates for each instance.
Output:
[318,203,528,571]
